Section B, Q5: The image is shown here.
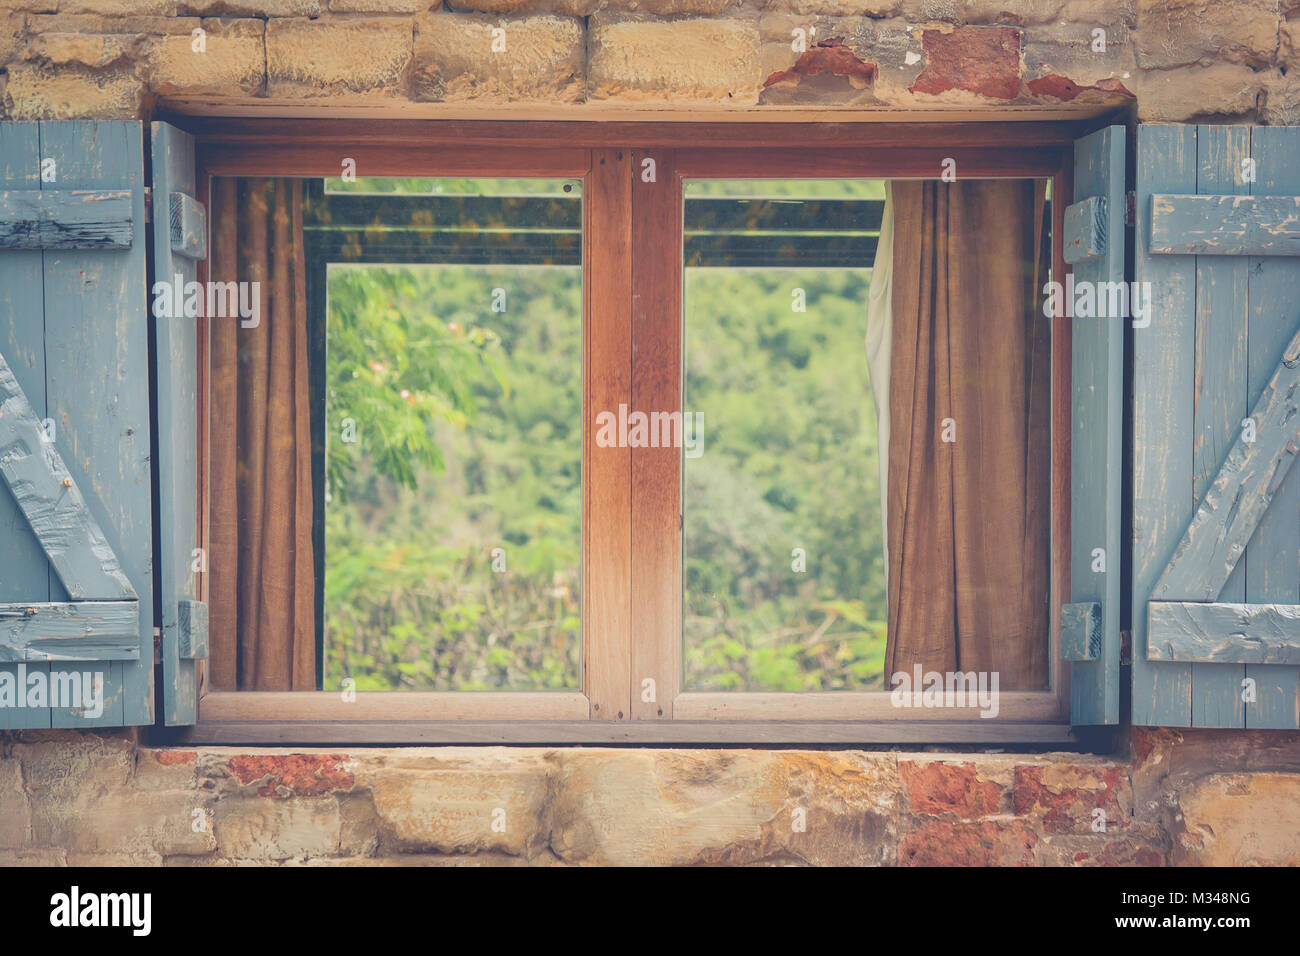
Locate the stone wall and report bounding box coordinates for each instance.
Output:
[1,0,1298,122]
[2,728,1298,865]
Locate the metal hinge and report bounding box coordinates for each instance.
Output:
[1124,190,1136,227]
[143,186,152,224]
[1120,629,1132,664]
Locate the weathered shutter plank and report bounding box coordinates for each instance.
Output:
[1243,126,1300,728]
[1151,317,1300,603]
[1149,601,1300,665]
[1136,125,1300,729]
[0,122,51,729]
[1066,125,1123,725]
[1150,194,1300,256]
[0,350,137,602]
[0,601,139,662]
[40,121,152,727]
[152,122,205,726]
[1133,124,1197,726]
[0,188,133,250]
[1190,125,1250,726]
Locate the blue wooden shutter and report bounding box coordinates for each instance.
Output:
[151,122,207,726]
[0,121,153,728]
[1134,124,1300,729]
[1060,126,1125,725]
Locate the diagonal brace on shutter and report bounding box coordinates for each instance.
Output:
[1147,315,1300,663]
[0,349,137,602]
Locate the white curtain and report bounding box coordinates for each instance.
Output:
[865,182,893,582]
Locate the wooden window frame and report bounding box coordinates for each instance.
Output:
[168,118,1086,746]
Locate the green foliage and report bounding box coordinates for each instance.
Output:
[326,266,507,499]
[324,265,581,691]
[322,192,889,693]
[683,267,888,691]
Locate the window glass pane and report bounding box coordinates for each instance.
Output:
[208,175,582,693]
[317,178,583,692]
[682,177,1052,694]
[683,179,886,691]
[320,178,582,692]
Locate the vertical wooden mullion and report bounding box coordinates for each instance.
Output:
[195,166,211,706]
[631,150,681,719]
[304,183,328,693]
[1190,125,1249,728]
[1053,158,1071,708]
[584,148,632,720]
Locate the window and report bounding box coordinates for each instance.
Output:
[177,123,1077,743]
[312,177,584,694]
[678,175,1053,699]
[196,146,608,725]
[681,179,888,693]
[7,120,1295,738]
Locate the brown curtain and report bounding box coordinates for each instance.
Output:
[208,178,316,691]
[885,179,1051,690]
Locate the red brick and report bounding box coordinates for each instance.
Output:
[226,754,355,798]
[1090,840,1165,867]
[1014,764,1128,834]
[764,37,877,89]
[899,819,1037,866]
[899,761,1006,819]
[1036,828,1168,866]
[911,26,1021,100]
[155,750,196,766]
[1027,73,1133,101]
[1131,727,1179,766]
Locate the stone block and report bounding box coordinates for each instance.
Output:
[899,817,1038,865]
[133,749,198,791]
[1135,0,1278,68]
[1129,62,1261,121]
[267,16,413,97]
[548,749,899,866]
[0,757,30,848]
[1014,762,1131,834]
[148,18,265,96]
[1173,772,1300,865]
[588,11,762,104]
[214,796,342,861]
[412,11,583,102]
[900,759,1013,819]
